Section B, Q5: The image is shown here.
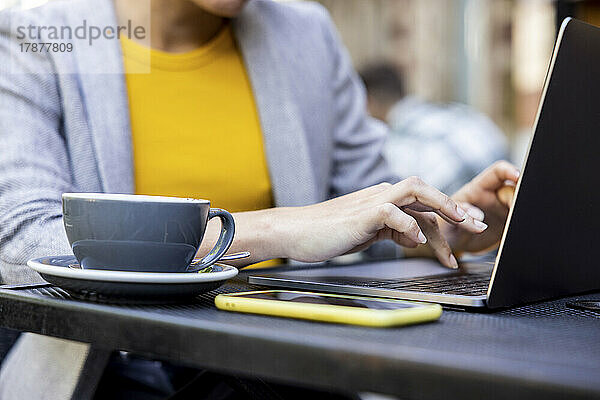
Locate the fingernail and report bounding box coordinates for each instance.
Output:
[473,220,488,231]
[467,207,485,221]
[417,231,427,244]
[513,170,520,179]
[456,206,467,219]
[449,254,459,269]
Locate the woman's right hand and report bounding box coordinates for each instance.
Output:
[276,177,487,268]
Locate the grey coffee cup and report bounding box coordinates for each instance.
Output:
[62,193,235,272]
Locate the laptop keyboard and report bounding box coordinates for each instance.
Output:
[330,272,492,297]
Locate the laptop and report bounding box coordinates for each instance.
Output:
[249,18,600,309]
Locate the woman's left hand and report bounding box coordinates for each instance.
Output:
[443,160,520,254]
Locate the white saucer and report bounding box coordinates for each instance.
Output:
[28,255,238,283]
[27,255,238,301]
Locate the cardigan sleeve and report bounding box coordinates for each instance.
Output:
[0,11,74,280]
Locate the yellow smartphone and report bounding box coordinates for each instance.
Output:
[215,290,442,327]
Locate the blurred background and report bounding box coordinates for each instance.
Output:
[313,0,600,170]
[2,0,600,189]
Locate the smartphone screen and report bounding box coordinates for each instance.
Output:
[231,291,419,310]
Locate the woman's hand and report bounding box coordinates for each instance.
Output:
[442,161,520,254]
[201,170,514,269]
[276,177,486,268]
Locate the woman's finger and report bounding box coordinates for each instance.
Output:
[369,203,426,247]
[473,161,519,191]
[496,185,516,208]
[384,176,467,222]
[458,202,485,221]
[383,177,487,235]
[405,210,458,269]
[457,212,488,233]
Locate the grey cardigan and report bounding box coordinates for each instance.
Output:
[0,0,397,397]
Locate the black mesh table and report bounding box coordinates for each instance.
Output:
[0,270,599,400]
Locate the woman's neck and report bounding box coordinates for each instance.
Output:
[114,0,225,53]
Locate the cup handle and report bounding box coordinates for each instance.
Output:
[188,208,235,271]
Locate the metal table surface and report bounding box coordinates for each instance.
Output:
[0,269,599,400]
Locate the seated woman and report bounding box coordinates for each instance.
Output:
[0,0,518,398]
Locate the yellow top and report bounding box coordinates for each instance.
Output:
[121,26,273,212]
[121,26,278,267]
